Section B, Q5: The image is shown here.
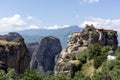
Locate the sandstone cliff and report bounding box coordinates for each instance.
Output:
[0,32,30,73]
[30,36,62,74]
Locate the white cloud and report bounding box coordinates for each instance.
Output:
[0,14,44,33]
[28,25,40,29]
[27,16,33,20]
[81,17,120,32]
[47,25,70,29]
[0,14,25,26]
[0,14,26,32]
[80,0,100,4]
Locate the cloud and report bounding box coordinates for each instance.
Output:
[47,25,70,29]
[28,25,40,29]
[0,14,43,33]
[80,0,100,4]
[0,14,26,32]
[81,17,120,32]
[27,16,33,20]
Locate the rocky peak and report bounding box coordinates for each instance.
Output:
[54,25,118,77]
[67,25,118,52]
[0,32,24,43]
[0,32,30,73]
[30,36,62,74]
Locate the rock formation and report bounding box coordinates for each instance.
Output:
[0,61,7,73]
[26,42,39,58]
[54,25,118,77]
[30,36,62,74]
[68,24,118,52]
[0,32,30,73]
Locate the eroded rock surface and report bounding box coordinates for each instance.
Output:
[26,42,39,58]
[54,25,118,77]
[0,32,30,73]
[30,36,62,74]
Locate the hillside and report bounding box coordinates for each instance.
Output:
[19,25,82,48]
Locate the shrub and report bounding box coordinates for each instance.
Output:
[94,56,103,69]
[107,32,113,38]
[20,69,44,80]
[87,44,101,59]
[74,71,91,80]
[115,47,120,60]
[109,68,120,80]
[76,50,87,63]
[101,46,111,53]
[92,72,111,80]
[0,68,18,80]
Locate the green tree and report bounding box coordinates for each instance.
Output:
[0,68,18,80]
[74,71,91,80]
[101,46,111,53]
[94,56,103,69]
[87,44,101,59]
[20,69,44,80]
[76,50,87,63]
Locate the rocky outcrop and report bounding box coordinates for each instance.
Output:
[0,32,30,73]
[26,42,39,58]
[54,61,77,78]
[54,48,82,77]
[54,25,118,77]
[30,36,62,74]
[67,24,118,52]
[0,61,7,73]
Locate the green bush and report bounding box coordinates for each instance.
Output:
[76,50,87,63]
[92,72,111,80]
[101,46,111,53]
[115,47,120,60]
[74,71,91,80]
[0,68,19,80]
[87,44,101,59]
[107,32,113,38]
[20,69,44,80]
[109,68,120,80]
[94,56,103,69]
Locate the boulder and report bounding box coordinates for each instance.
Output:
[54,62,77,78]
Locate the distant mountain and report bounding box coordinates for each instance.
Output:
[19,25,82,48]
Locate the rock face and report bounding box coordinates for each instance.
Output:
[54,48,82,78]
[54,61,77,78]
[30,36,62,74]
[26,42,39,58]
[0,61,7,73]
[0,32,30,73]
[67,25,118,52]
[54,25,118,77]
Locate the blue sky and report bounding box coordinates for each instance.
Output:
[0,0,120,33]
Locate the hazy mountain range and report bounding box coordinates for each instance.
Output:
[19,25,82,48]
[18,25,120,48]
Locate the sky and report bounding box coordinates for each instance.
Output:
[0,0,120,33]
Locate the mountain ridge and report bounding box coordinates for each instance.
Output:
[19,25,82,48]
